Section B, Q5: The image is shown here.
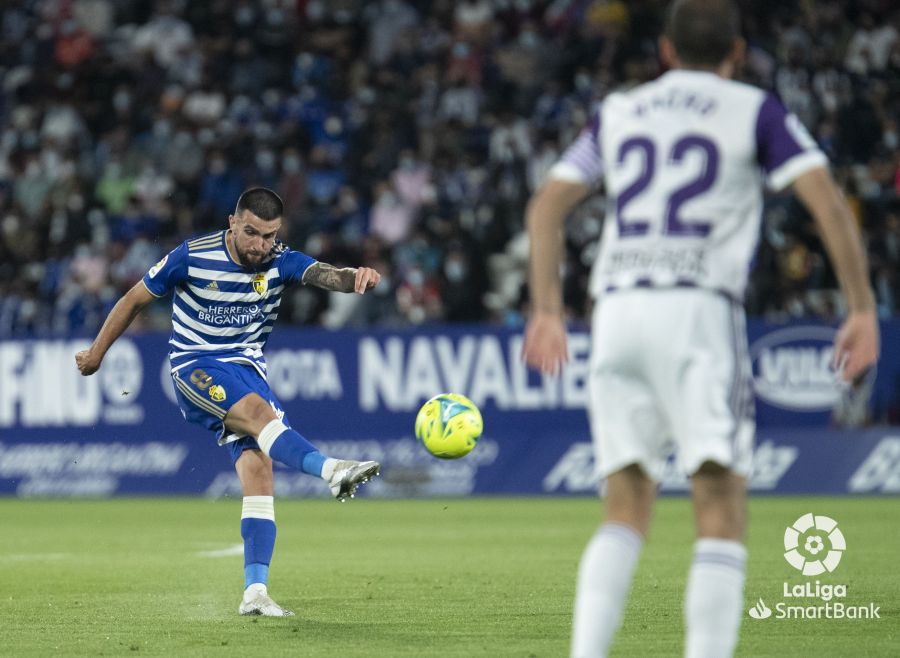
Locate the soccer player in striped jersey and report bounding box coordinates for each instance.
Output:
[522,1,879,656]
[76,187,381,617]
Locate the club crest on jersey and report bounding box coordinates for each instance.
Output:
[208,385,226,402]
[251,273,268,296]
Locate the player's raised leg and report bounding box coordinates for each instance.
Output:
[233,448,294,616]
[225,392,380,501]
[684,462,747,658]
[571,464,656,658]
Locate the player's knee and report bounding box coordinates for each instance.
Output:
[691,461,746,539]
[244,394,276,422]
[226,393,279,437]
[615,464,656,500]
[692,460,744,498]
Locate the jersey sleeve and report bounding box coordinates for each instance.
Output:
[279,248,317,285]
[547,106,603,186]
[755,94,828,191]
[142,242,188,297]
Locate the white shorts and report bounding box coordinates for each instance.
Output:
[588,289,755,482]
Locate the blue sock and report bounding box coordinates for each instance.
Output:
[241,497,276,589]
[267,427,328,477]
[244,561,269,589]
[242,518,276,588]
[302,451,327,477]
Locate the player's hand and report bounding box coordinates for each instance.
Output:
[833,310,879,382]
[75,349,102,376]
[354,267,381,294]
[522,311,568,376]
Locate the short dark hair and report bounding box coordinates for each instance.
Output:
[235,187,283,220]
[665,0,740,68]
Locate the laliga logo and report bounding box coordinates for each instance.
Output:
[783,513,846,576]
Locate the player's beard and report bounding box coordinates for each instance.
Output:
[237,246,264,267]
[232,236,265,268]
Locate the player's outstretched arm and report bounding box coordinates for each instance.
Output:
[75,281,156,376]
[302,262,380,294]
[792,167,880,381]
[522,178,591,375]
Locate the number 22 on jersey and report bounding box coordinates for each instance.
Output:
[614,134,719,239]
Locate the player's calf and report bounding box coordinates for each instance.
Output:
[685,462,748,658]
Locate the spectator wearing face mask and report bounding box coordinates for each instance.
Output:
[397,265,443,324]
[369,180,415,245]
[196,150,245,229]
[441,245,486,322]
[0,0,897,341]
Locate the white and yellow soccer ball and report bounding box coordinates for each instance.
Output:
[415,393,483,459]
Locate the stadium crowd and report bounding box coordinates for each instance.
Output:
[0,0,898,335]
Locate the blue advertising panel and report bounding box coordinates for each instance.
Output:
[0,321,898,497]
[745,319,900,428]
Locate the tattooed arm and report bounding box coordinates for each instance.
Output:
[301,262,355,291]
[302,262,381,294]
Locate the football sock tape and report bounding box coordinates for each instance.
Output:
[258,419,328,477]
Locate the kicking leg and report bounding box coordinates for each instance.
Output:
[234,448,293,616]
[684,461,747,658]
[572,464,656,658]
[225,393,379,501]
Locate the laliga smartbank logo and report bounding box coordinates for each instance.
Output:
[748,513,881,621]
[783,512,845,575]
[748,598,772,619]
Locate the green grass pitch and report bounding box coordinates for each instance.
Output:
[0,497,896,657]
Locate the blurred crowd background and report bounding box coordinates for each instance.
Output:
[0,0,898,335]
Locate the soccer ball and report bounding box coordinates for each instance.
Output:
[415,393,483,459]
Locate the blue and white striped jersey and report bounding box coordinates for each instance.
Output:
[142,230,316,377]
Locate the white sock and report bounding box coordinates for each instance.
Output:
[320,458,339,481]
[243,582,267,599]
[684,538,747,658]
[571,522,643,658]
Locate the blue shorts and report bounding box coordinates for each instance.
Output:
[170,358,292,464]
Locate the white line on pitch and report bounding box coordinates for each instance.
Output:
[196,543,244,558]
[3,553,71,561]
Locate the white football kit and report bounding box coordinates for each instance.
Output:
[550,70,827,480]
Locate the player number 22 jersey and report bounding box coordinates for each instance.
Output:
[549,69,827,300]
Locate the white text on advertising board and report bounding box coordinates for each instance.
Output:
[750,326,841,411]
[0,340,143,427]
[359,333,590,411]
